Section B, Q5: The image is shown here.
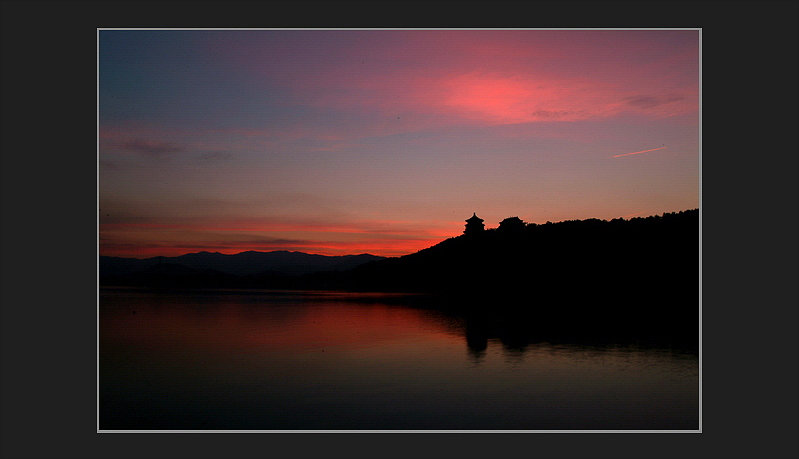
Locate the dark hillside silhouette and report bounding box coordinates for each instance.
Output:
[340,209,699,347]
[101,210,698,298]
[100,209,699,348]
[346,209,698,296]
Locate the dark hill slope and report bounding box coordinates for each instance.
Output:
[346,209,698,301]
[341,209,698,346]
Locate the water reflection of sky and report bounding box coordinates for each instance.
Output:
[100,289,698,430]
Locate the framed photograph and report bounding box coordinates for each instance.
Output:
[98,28,700,432]
[1,1,796,458]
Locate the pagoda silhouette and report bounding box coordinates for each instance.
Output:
[464,213,485,235]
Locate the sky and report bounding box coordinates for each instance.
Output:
[99,29,699,258]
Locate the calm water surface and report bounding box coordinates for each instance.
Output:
[100,288,698,430]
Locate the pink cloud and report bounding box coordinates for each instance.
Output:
[273,66,695,129]
[196,31,696,140]
[231,31,697,127]
[103,31,697,155]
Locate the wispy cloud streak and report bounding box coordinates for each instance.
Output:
[612,146,667,158]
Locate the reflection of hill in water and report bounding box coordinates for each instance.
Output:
[100,287,698,430]
[461,308,699,358]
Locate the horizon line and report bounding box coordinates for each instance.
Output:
[99,208,698,260]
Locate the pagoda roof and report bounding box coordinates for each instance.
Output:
[465,212,484,223]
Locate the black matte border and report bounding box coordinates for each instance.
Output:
[1,1,798,458]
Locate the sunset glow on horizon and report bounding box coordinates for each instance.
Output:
[99,29,699,258]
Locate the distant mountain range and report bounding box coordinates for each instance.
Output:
[100,250,384,280]
[100,209,698,299]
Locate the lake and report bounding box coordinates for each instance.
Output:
[99,288,699,430]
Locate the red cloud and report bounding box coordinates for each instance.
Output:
[229,31,698,128]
